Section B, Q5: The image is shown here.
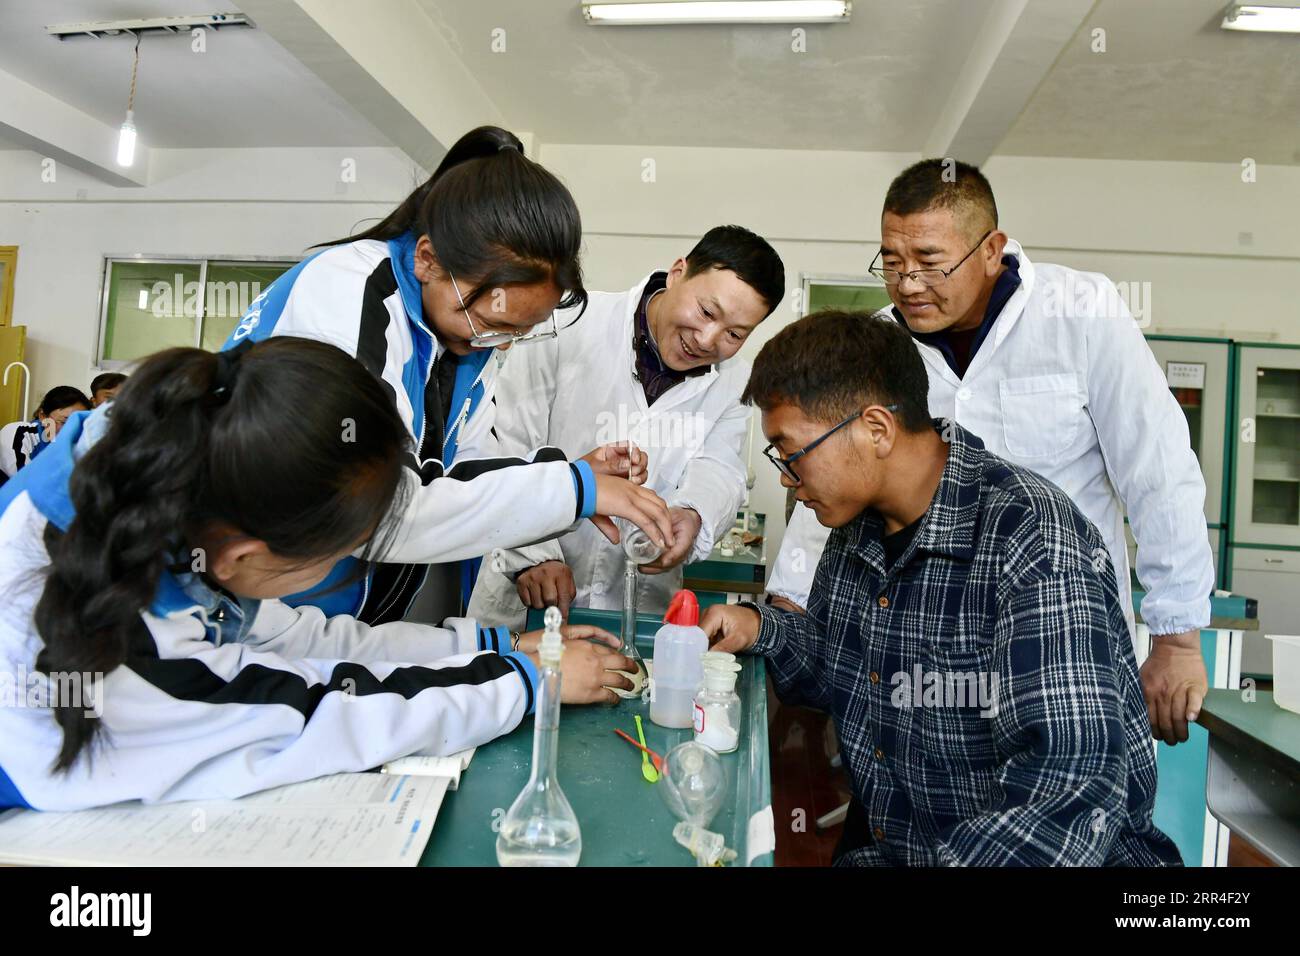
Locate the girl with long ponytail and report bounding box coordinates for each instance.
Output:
[0,338,635,810]
[222,125,675,628]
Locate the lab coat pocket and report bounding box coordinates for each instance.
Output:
[998,373,1082,463]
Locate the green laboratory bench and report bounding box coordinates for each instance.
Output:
[1195,689,1300,866]
[419,607,774,867]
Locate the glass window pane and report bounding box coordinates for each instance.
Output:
[1252,366,1300,527]
[806,282,893,316]
[201,261,294,351]
[102,262,201,362]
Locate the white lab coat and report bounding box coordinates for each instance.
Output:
[768,240,1214,647]
[468,274,751,628]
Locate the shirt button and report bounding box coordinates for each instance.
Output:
[957,387,972,401]
[873,827,886,842]
[874,747,885,760]
[869,671,880,684]
[877,595,889,608]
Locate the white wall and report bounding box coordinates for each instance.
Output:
[0,145,424,406]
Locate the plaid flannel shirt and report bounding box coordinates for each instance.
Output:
[750,421,1182,866]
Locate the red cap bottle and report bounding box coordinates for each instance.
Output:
[663,590,699,626]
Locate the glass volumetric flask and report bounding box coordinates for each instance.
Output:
[496,607,582,866]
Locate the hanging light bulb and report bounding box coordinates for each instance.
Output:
[117,110,136,167]
[117,35,141,167]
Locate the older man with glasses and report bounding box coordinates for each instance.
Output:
[769,158,1215,748]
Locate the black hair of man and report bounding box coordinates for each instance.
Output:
[684,225,786,318]
[883,158,998,243]
[90,372,128,394]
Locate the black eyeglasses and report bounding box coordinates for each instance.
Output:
[867,230,993,288]
[763,405,899,484]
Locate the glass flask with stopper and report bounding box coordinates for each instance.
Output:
[496,606,582,866]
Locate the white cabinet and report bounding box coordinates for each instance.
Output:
[1234,347,1300,547]
[1231,548,1300,677]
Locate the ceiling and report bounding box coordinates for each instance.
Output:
[0,0,388,148]
[999,0,1300,164]
[1,0,1297,163]
[415,0,990,152]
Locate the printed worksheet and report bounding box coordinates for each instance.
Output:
[0,773,450,866]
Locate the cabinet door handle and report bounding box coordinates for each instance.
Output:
[1264,558,1284,564]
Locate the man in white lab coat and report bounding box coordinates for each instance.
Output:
[768,159,1214,746]
[469,226,785,628]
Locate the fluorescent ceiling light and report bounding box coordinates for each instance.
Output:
[583,1,851,25]
[1221,4,1300,33]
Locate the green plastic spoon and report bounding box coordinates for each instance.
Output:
[634,714,659,783]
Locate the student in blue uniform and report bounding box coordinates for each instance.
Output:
[0,386,91,482]
[224,125,673,626]
[0,338,637,811]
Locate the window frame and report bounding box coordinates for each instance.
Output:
[94,253,301,370]
[799,272,891,319]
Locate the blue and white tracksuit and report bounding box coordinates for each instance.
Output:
[223,230,597,623]
[0,409,540,811]
[0,418,51,479]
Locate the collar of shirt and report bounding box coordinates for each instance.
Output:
[170,565,257,646]
[633,271,708,405]
[893,253,1022,376]
[841,418,984,575]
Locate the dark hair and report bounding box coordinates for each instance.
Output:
[683,225,785,317]
[883,158,998,239]
[34,338,411,771]
[320,126,586,315]
[742,310,931,432]
[89,372,127,395]
[37,386,91,417]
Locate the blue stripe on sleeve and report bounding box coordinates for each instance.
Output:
[502,652,539,716]
[569,459,597,520]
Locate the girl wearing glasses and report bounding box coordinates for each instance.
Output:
[221,126,673,626]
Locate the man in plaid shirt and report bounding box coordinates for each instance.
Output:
[704,311,1181,866]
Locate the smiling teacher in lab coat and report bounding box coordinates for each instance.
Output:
[470,226,785,627]
[768,159,1215,746]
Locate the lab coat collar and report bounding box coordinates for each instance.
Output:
[899,238,1035,385]
[984,238,1033,353]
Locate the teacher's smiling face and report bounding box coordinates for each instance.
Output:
[412,234,562,356]
[648,259,769,372]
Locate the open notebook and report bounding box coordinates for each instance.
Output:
[0,748,475,867]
